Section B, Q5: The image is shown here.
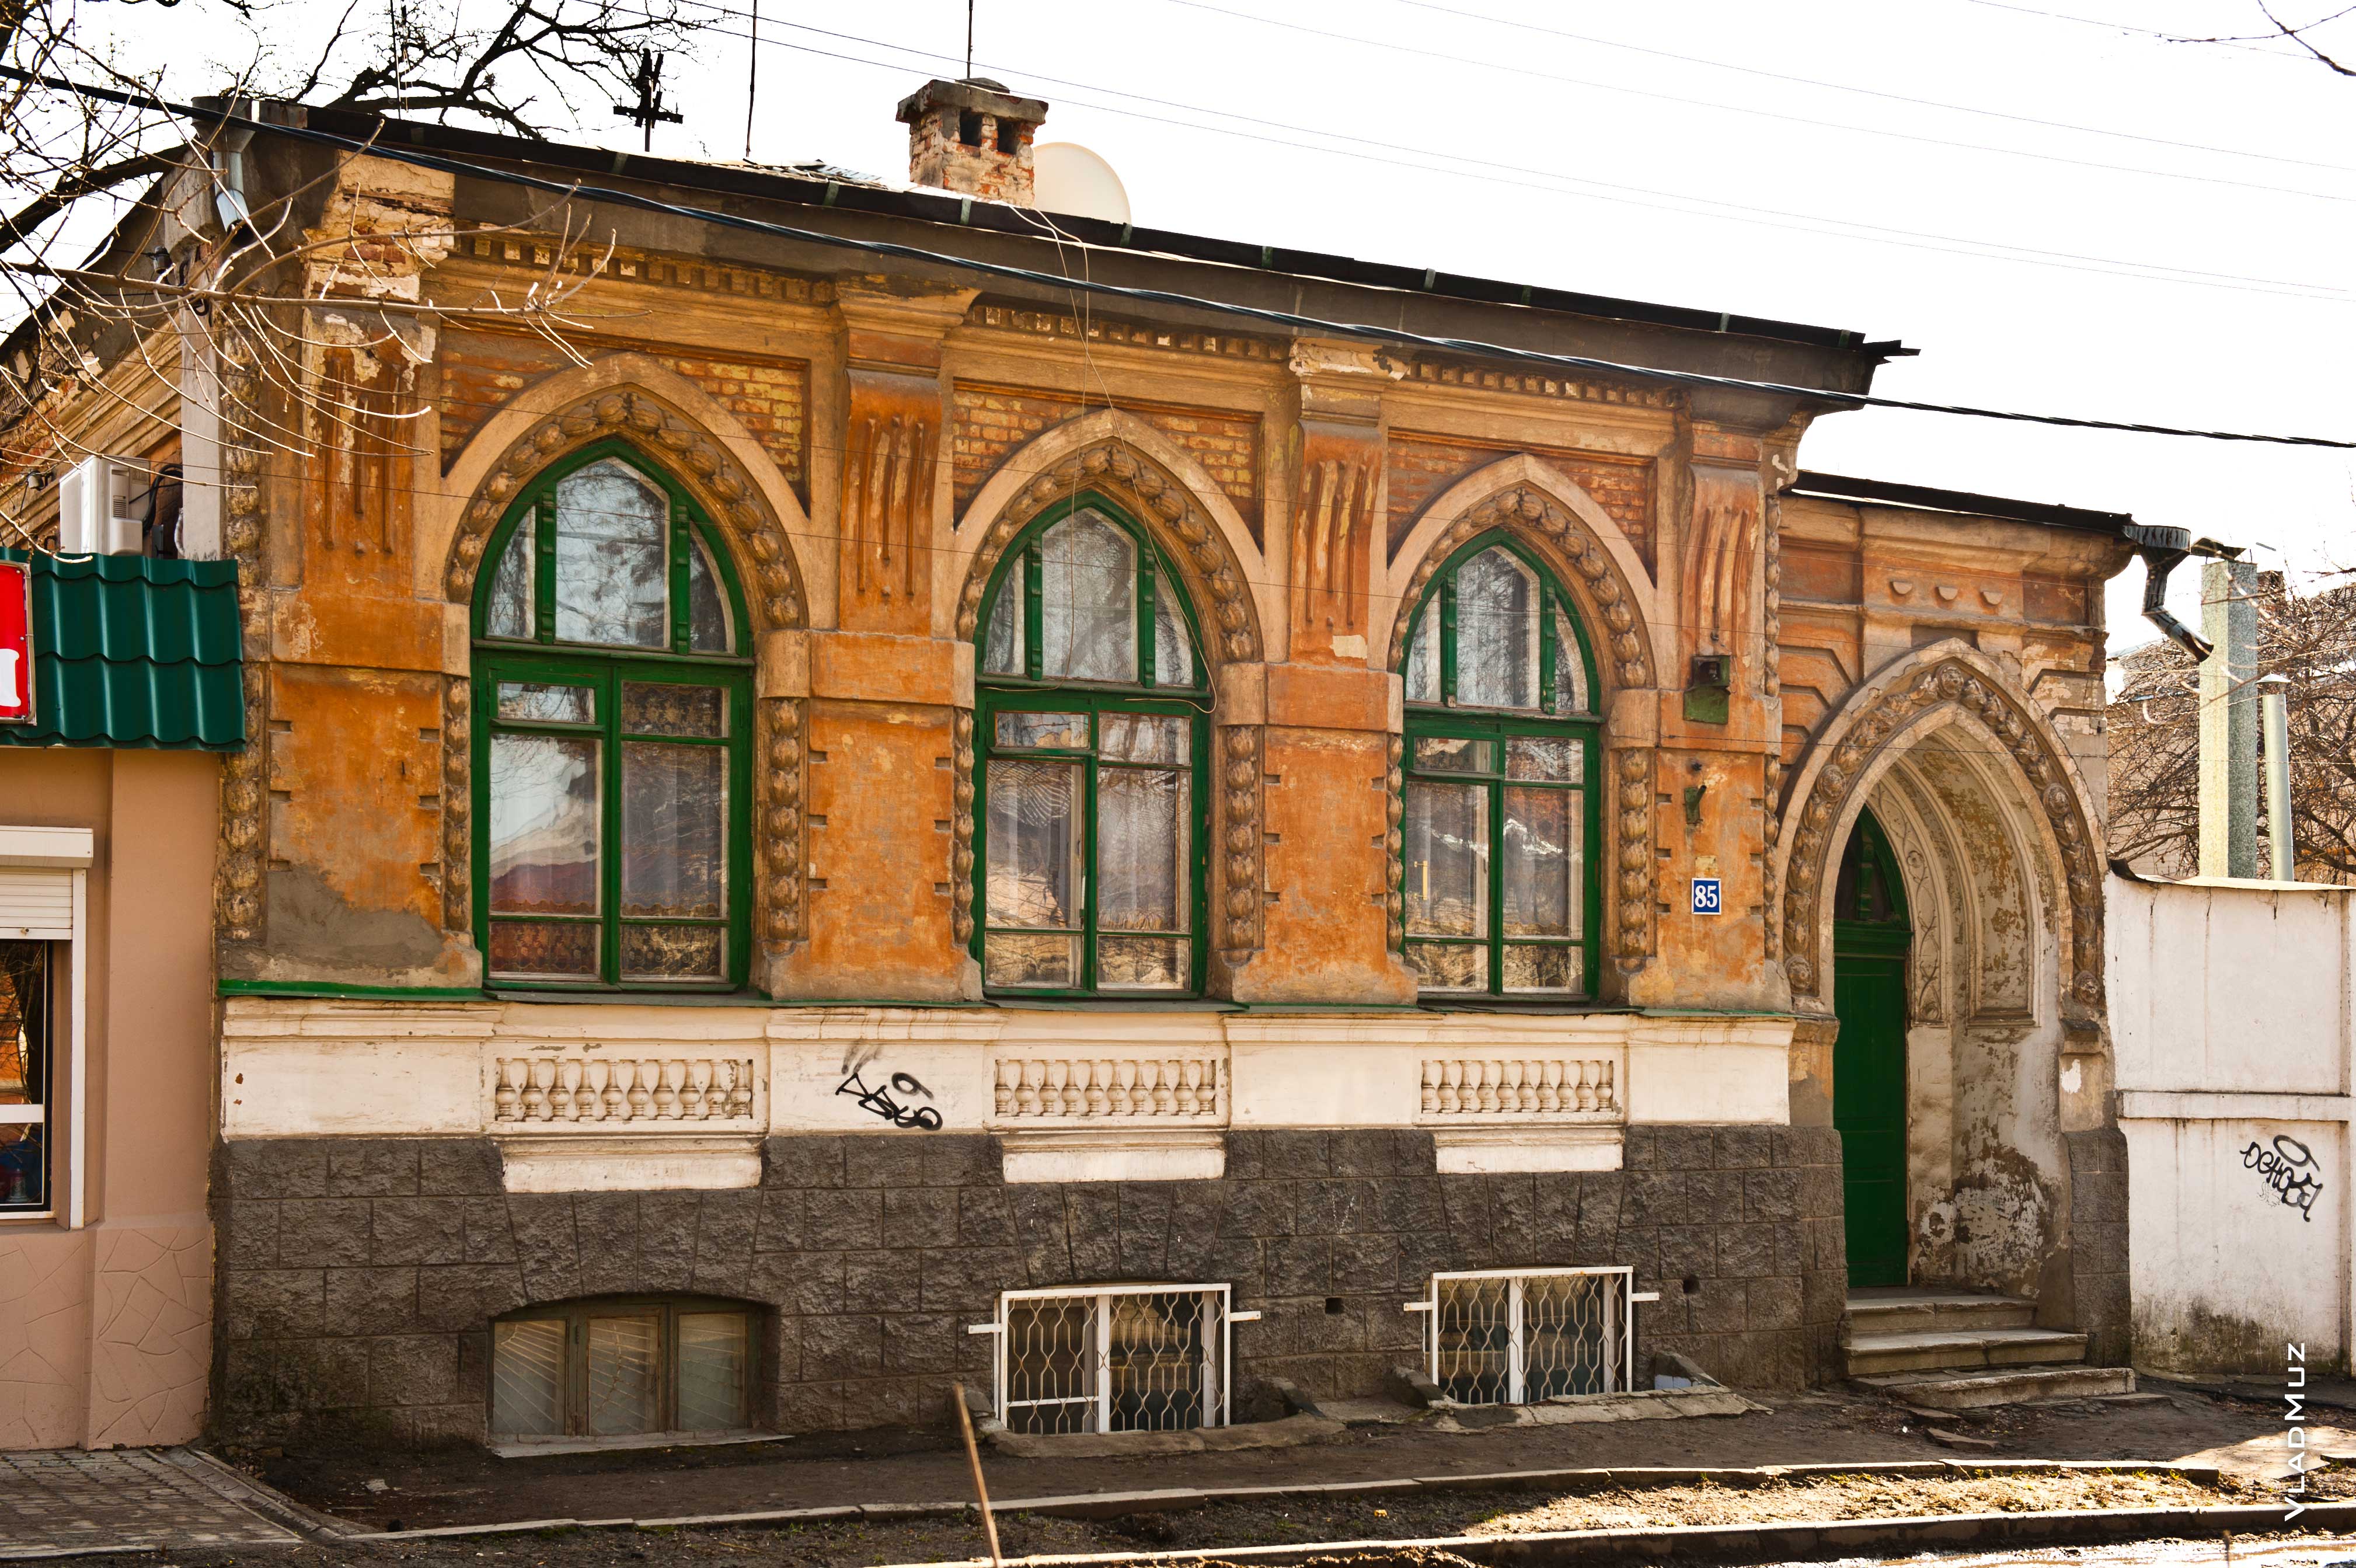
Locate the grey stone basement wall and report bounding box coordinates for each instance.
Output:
[208,1126,1848,1443]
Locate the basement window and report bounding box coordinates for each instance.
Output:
[1409,1268,1641,1405]
[491,1297,755,1445]
[974,1284,1245,1434]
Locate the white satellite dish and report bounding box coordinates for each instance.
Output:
[1033,142,1131,225]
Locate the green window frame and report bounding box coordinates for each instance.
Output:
[470,441,754,991]
[971,495,1212,998]
[1397,534,1603,999]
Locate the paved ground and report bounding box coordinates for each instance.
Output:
[0,1448,298,1557]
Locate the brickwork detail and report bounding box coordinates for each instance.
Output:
[207,1126,1847,1440]
[437,328,809,497]
[952,384,1260,534]
[967,304,1283,366]
[1386,434,1653,565]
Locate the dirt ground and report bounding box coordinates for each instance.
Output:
[216,1382,2341,1538]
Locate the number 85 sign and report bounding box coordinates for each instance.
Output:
[1691,877,1723,915]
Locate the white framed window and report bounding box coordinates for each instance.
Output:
[0,826,89,1227]
[1407,1267,1650,1405]
[971,1284,1249,1435]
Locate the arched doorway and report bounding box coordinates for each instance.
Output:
[1832,807,1912,1287]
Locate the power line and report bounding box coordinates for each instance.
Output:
[1949,0,2323,60]
[1368,0,2356,173]
[1151,0,2356,204]
[682,9,2355,302]
[6,65,2352,451]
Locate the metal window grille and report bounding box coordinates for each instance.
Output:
[973,1284,1240,1435]
[1409,1267,1641,1405]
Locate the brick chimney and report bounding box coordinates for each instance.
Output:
[895,78,1048,206]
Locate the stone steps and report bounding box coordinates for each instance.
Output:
[1845,1326,2091,1376]
[1846,1287,2036,1336]
[1853,1363,2139,1410]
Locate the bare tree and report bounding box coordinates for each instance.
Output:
[2108,570,2356,884]
[2172,2,2356,76]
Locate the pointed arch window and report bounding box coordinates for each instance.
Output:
[1397,538,1601,998]
[472,442,754,990]
[973,499,1210,996]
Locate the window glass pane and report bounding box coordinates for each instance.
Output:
[622,683,726,739]
[497,682,594,725]
[1504,944,1581,994]
[489,921,600,981]
[587,1314,660,1436]
[1040,510,1137,682]
[986,932,1079,989]
[554,459,668,649]
[983,583,1024,675]
[1413,736,1493,774]
[1505,736,1580,783]
[1099,935,1187,991]
[677,1313,750,1431]
[1409,941,1487,992]
[622,924,725,982]
[1005,1298,1096,1435]
[1404,598,1439,704]
[985,759,1082,931]
[486,522,534,640]
[1552,604,1589,713]
[1152,579,1197,687]
[491,1319,567,1438]
[687,532,733,653]
[1503,787,1580,939]
[489,734,600,915]
[0,942,48,1211]
[1403,780,1487,938]
[1098,767,1188,935]
[995,710,1089,750]
[1455,548,1540,710]
[621,744,726,920]
[1100,713,1189,765]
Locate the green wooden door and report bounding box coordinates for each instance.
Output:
[1832,809,1911,1288]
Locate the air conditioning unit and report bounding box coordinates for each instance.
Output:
[58,457,150,556]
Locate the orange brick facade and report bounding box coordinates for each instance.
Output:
[952,382,1261,535]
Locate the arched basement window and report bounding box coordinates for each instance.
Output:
[973,498,1210,996]
[1397,537,1601,998]
[472,442,753,990]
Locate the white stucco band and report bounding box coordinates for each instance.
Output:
[218,999,1794,1187]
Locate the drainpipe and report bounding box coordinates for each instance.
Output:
[2122,524,2213,662]
[2260,672,2294,881]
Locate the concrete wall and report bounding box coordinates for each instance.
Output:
[2108,872,2355,1373]
[0,748,219,1448]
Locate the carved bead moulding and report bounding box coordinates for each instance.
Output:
[1780,657,2102,1007]
[990,1055,1228,1125]
[1385,486,1650,692]
[1417,1057,1622,1120]
[214,332,269,946]
[492,1055,761,1126]
[950,709,980,946]
[1614,748,1656,963]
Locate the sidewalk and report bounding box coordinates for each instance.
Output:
[0,1449,299,1558]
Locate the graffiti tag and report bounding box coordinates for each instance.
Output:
[2242,1135,2323,1223]
[837,1044,942,1130]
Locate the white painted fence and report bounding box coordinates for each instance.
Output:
[2108,870,2355,1374]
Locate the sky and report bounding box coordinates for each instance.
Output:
[64,0,2356,645]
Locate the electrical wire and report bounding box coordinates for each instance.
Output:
[548,6,2356,304]
[1148,0,2356,203]
[4,64,2352,452]
[1360,0,2356,174]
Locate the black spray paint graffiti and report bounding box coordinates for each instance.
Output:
[2242,1135,2323,1223]
[837,1043,943,1130]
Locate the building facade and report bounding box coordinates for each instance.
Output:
[2,81,2133,1445]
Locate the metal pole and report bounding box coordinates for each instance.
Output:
[2261,673,2294,881]
[2199,558,2259,877]
[952,1382,1002,1568]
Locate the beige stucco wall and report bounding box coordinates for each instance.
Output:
[0,747,218,1448]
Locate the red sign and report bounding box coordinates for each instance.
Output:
[0,559,31,725]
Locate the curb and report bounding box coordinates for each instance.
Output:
[865,1500,2356,1567]
[312,1458,2235,1543]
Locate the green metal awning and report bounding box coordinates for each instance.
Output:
[0,548,245,751]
